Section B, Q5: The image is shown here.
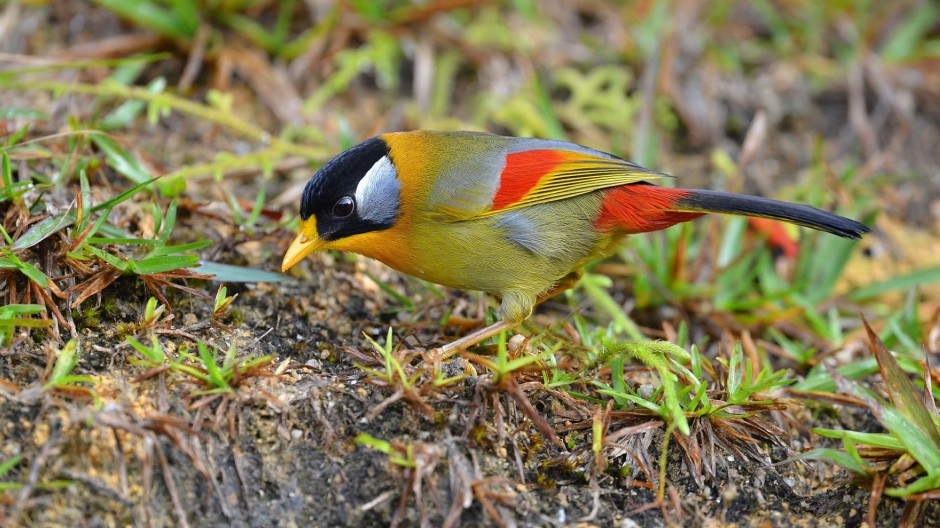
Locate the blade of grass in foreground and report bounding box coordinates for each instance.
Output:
[848,266,940,302]
[13,176,161,250]
[197,261,287,282]
[863,321,940,470]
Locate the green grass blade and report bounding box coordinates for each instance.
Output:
[0,454,23,476]
[812,428,906,450]
[197,261,286,282]
[0,248,49,287]
[865,321,940,451]
[90,134,153,185]
[133,255,199,275]
[795,448,870,476]
[87,237,157,246]
[90,0,197,39]
[0,304,46,316]
[363,270,415,310]
[848,266,940,302]
[149,240,213,256]
[886,473,940,497]
[881,407,940,472]
[197,343,230,392]
[12,209,76,250]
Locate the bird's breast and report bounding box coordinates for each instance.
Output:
[403,194,611,295]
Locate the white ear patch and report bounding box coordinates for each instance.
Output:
[355,155,401,224]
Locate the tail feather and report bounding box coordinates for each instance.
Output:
[594,185,870,239]
[674,189,870,239]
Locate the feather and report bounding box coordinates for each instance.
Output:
[595,185,701,233]
[594,184,870,239]
[479,149,668,218]
[672,189,869,238]
[383,131,669,222]
[491,149,565,210]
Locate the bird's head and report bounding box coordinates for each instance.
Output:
[281,137,402,272]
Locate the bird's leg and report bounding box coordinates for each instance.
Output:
[438,290,532,357]
[438,319,516,358]
[438,273,584,358]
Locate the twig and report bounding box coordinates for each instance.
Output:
[12,422,61,521]
[154,438,191,528]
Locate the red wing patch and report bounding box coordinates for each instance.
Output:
[595,185,700,233]
[491,149,565,211]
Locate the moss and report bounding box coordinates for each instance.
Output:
[71,306,101,329]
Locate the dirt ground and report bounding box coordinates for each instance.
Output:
[2,2,940,527]
[9,265,938,528]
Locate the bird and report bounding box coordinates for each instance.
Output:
[282,130,869,354]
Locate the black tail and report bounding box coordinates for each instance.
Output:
[674,189,870,239]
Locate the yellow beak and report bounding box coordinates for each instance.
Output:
[282,218,325,272]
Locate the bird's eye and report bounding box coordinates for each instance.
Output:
[332,196,355,217]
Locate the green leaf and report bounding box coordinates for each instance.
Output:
[0,454,23,477]
[812,428,905,450]
[43,339,82,391]
[885,473,940,497]
[158,200,177,244]
[797,233,859,304]
[91,135,152,185]
[880,1,938,61]
[133,255,199,275]
[12,209,76,250]
[0,304,45,317]
[84,245,130,271]
[848,266,940,302]
[881,406,940,473]
[245,187,266,226]
[0,108,47,120]
[1,150,13,202]
[0,318,53,330]
[90,0,198,39]
[716,217,748,268]
[103,77,166,130]
[0,248,49,287]
[126,335,165,364]
[865,321,940,453]
[13,176,160,251]
[90,176,161,214]
[363,270,415,310]
[196,261,287,282]
[157,175,185,198]
[149,240,212,257]
[87,237,157,246]
[795,448,870,476]
[793,357,879,392]
[198,343,231,393]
